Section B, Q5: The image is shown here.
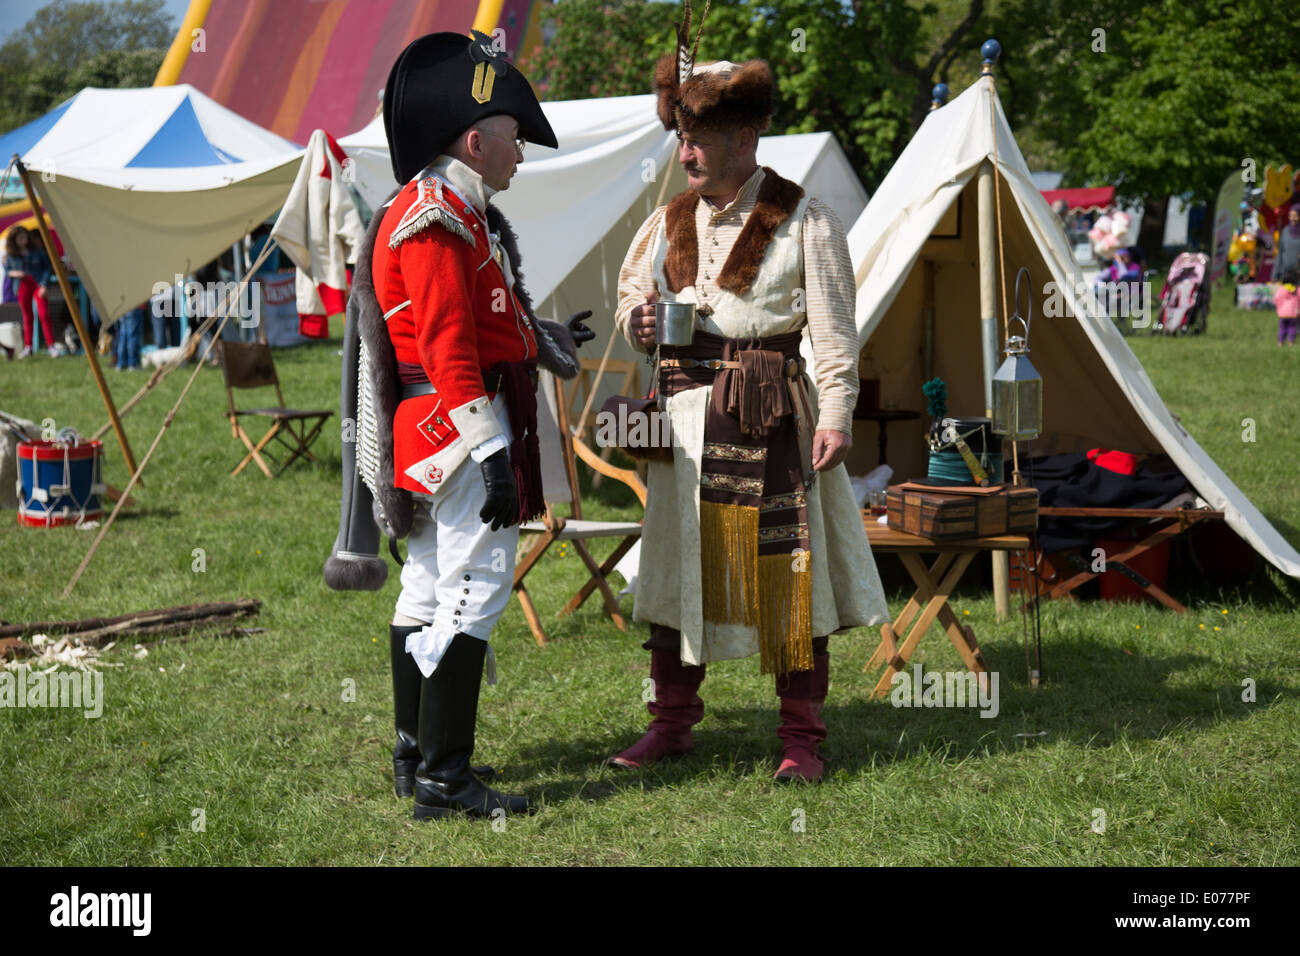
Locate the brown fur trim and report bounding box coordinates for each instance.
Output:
[676,60,774,136]
[715,167,804,296]
[654,54,680,131]
[661,168,803,297]
[663,189,701,293]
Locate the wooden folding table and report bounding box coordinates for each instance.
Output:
[1030,506,1223,613]
[862,520,1030,698]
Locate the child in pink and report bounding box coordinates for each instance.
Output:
[1275,266,1299,346]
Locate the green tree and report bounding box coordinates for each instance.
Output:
[889,0,989,139]
[66,47,170,91]
[519,0,666,99]
[523,0,939,193]
[992,0,1299,212]
[0,0,174,134]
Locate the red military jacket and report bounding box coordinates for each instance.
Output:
[372,168,537,494]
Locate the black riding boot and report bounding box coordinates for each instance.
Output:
[392,623,496,798]
[390,623,425,797]
[412,634,531,821]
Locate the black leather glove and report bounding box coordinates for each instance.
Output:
[567,310,596,346]
[478,449,519,531]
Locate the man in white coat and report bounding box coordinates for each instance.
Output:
[608,39,888,781]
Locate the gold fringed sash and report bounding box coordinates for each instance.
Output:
[757,553,813,675]
[699,499,759,625]
[662,330,813,677]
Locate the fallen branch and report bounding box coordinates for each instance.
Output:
[0,599,261,639]
[77,612,260,648]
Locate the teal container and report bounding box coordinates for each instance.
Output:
[926,449,1003,485]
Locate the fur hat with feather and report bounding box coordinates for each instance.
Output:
[653,0,774,135]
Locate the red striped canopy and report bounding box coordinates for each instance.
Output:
[1041,186,1116,212]
[177,0,540,144]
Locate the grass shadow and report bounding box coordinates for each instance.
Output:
[509,632,1295,804]
[114,506,180,521]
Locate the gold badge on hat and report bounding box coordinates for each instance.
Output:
[471,62,495,103]
[468,30,507,104]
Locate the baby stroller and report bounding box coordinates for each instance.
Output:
[1093,246,1152,334]
[1154,252,1209,335]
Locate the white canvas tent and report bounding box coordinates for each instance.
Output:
[844,77,1300,578]
[339,93,869,368]
[0,85,304,324]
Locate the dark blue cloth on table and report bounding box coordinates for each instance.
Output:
[1011,453,1190,553]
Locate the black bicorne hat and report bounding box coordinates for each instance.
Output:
[383,31,557,185]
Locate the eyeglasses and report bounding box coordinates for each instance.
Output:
[477,128,526,152]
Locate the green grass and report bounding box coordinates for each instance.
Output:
[1,295,1298,866]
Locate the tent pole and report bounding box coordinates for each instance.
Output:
[977,158,1010,622]
[923,259,935,381]
[14,157,139,479]
[977,161,998,417]
[976,46,1012,622]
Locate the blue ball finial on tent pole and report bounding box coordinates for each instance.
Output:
[930,83,949,110]
[981,38,1001,74]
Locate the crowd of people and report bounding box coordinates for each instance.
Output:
[1,230,248,367]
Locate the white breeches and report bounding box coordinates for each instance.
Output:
[394,451,519,679]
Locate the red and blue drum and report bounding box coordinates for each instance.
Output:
[17,439,105,527]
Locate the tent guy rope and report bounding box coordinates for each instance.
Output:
[62,238,279,598]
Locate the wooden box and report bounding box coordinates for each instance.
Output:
[886,483,1039,539]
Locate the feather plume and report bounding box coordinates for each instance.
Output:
[675,0,712,86]
[922,377,948,420]
[675,0,693,86]
[690,0,711,70]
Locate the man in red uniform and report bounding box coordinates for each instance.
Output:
[329,32,591,820]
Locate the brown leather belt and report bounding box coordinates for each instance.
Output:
[660,356,806,377]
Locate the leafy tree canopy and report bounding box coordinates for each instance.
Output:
[526,0,1299,216]
[0,0,174,135]
[521,0,956,193]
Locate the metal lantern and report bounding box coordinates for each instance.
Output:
[992,268,1043,441]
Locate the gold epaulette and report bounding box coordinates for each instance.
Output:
[388,176,475,249]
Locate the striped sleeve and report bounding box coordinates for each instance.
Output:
[615,205,666,354]
[801,198,860,434]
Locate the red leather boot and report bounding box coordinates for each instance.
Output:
[608,648,705,769]
[774,652,829,782]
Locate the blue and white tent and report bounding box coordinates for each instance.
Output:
[0,85,304,324]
